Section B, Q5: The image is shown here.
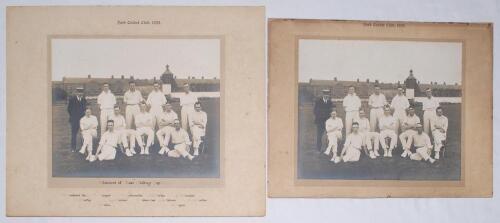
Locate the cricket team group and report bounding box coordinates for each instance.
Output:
[67,81,207,162]
[314,85,448,164]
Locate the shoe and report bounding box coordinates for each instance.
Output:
[369,151,376,159]
[131,149,137,154]
[429,158,436,164]
[323,151,330,156]
[187,155,194,161]
[388,150,393,157]
[401,150,407,158]
[79,148,86,154]
[383,149,388,157]
[145,147,150,155]
[434,153,440,160]
[158,147,166,155]
[140,148,145,155]
[374,150,380,157]
[334,156,341,163]
[125,149,133,157]
[194,149,199,156]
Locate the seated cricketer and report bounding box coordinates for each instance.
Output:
[134,102,155,155]
[339,122,364,162]
[157,103,179,155]
[111,105,136,157]
[431,106,448,160]
[378,106,398,157]
[79,107,98,160]
[409,124,436,164]
[324,110,343,162]
[189,102,208,156]
[356,110,379,159]
[399,107,421,158]
[93,120,120,161]
[164,119,195,160]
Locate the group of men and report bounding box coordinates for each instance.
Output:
[314,85,448,164]
[67,81,207,162]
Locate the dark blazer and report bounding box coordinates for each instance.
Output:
[313,97,333,125]
[67,95,88,123]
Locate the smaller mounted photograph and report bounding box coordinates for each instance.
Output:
[298,39,462,181]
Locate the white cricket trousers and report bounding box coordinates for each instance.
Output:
[125,105,140,129]
[344,110,359,135]
[369,108,384,131]
[99,108,114,136]
[423,110,436,135]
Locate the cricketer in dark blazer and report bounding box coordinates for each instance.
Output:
[313,90,334,151]
[67,88,88,152]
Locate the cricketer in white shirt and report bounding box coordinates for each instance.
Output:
[323,111,343,161]
[134,103,155,155]
[94,120,120,161]
[409,124,436,163]
[356,110,380,158]
[390,88,410,135]
[340,123,364,163]
[79,108,98,160]
[146,83,167,129]
[399,107,421,157]
[165,119,195,160]
[156,103,179,154]
[431,107,448,160]
[179,84,199,130]
[342,86,361,135]
[189,102,208,156]
[97,84,116,136]
[421,89,440,135]
[368,87,387,131]
[378,107,398,157]
[110,106,137,157]
[123,82,143,128]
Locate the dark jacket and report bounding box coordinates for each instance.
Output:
[313,97,333,125]
[67,95,87,123]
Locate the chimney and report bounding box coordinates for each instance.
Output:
[121,75,124,79]
[201,76,205,79]
[356,78,359,82]
[334,77,337,81]
[153,76,157,81]
[375,80,379,84]
[366,78,369,83]
[111,75,114,79]
[88,74,91,79]
[130,75,134,80]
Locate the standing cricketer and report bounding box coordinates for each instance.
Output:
[324,110,343,162]
[179,83,199,130]
[421,88,440,135]
[165,119,195,160]
[399,107,421,158]
[390,86,410,135]
[79,107,98,160]
[123,81,143,129]
[313,89,334,151]
[356,110,379,159]
[189,102,208,156]
[368,85,387,131]
[146,82,167,129]
[339,122,364,162]
[342,86,361,135]
[409,124,436,163]
[431,107,448,160]
[378,106,398,157]
[97,83,116,136]
[134,102,155,155]
[67,87,87,152]
[157,103,179,155]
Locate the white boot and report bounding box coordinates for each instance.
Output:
[369,151,376,159]
[429,158,436,164]
[140,147,145,155]
[434,152,440,160]
[401,150,408,158]
[158,147,166,155]
[125,149,133,157]
[388,149,393,157]
[144,146,150,155]
[383,149,388,157]
[194,147,199,156]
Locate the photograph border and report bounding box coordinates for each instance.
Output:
[47,35,226,188]
[268,19,492,197]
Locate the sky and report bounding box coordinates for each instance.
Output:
[299,39,462,84]
[51,38,220,81]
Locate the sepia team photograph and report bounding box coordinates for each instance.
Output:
[297,39,462,181]
[51,38,221,178]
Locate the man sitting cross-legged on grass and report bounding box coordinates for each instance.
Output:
[356,109,380,159]
[378,106,398,157]
[134,102,155,155]
[91,120,120,161]
[409,124,436,163]
[339,122,364,162]
[164,119,195,161]
[157,103,179,155]
[79,107,98,160]
[399,106,420,158]
[110,105,136,157]
[324,110,343,163]
[431,106,448,160]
